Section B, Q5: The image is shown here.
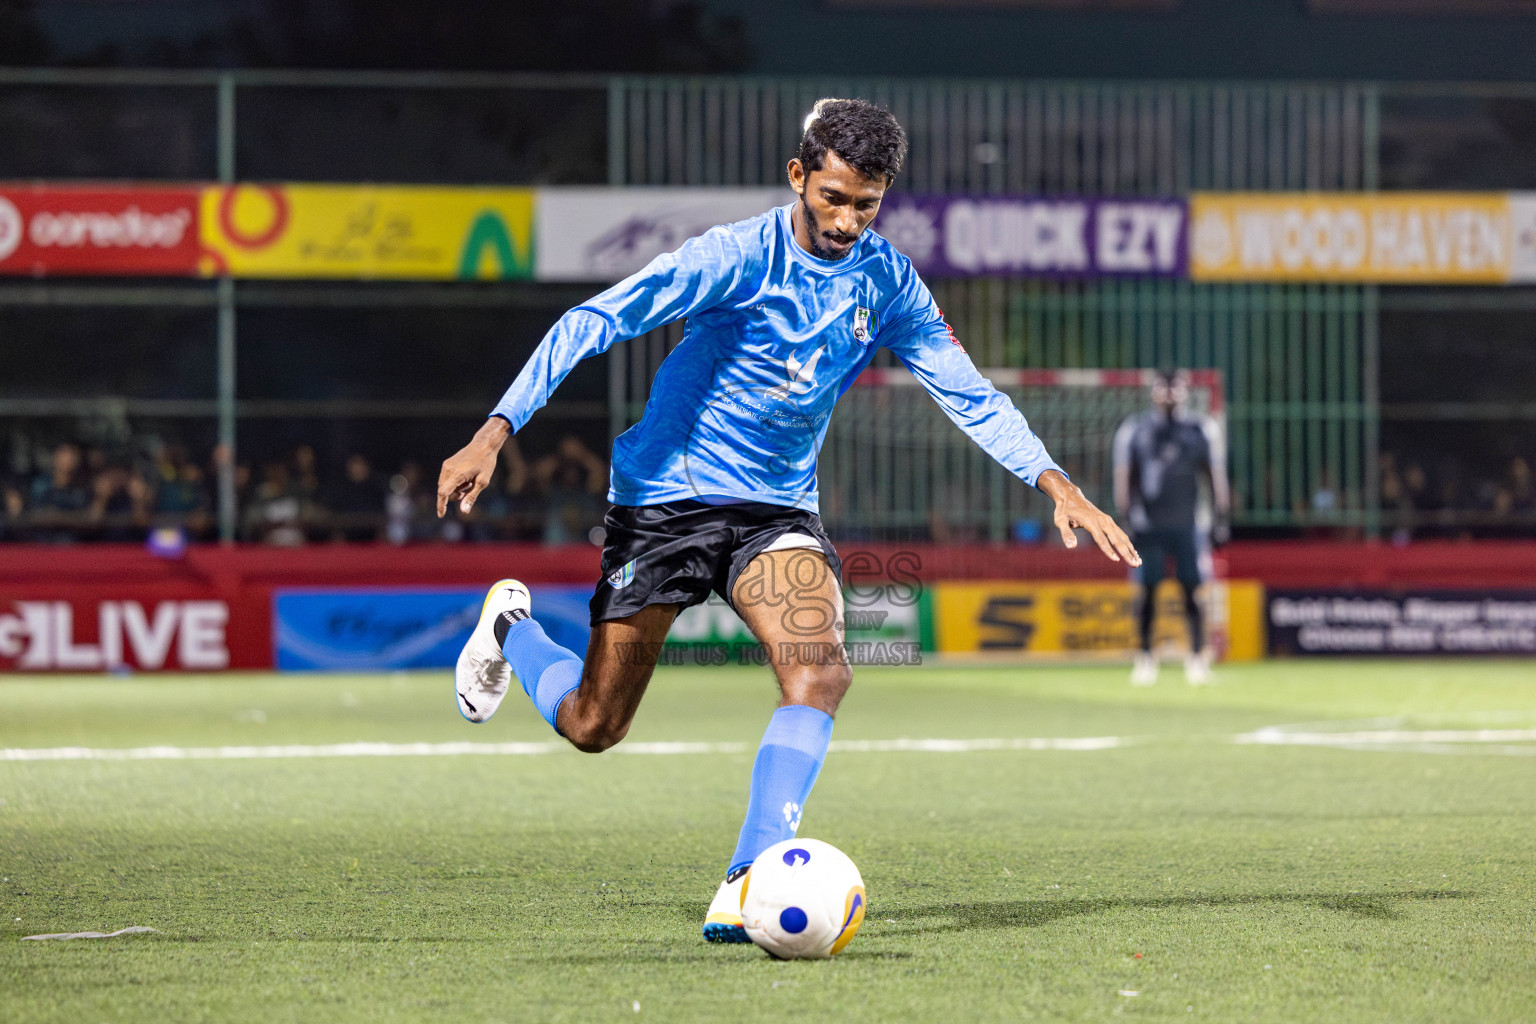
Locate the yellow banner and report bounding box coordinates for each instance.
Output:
[1190,192,1512,283]
[932,580,1264,661]
[199,185,534,279]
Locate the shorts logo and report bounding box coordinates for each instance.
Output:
[607,559,636,590]
[852,306,873,343]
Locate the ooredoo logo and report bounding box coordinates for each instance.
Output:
[29,205,192,249]
[0,196,21,261]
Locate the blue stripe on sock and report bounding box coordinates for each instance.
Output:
[728,704,833,876]
[501,616,583,732]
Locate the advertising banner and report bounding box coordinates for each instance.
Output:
[199,184,535,280]
[1511,193,1536,283]
[273,583,927,671]
[1189,192,1526,284]
[273,586,590,671]
[0,587,270,671]
[0,184,201,277]
[873,196,1188,279]
[932,580,1264,661]
[535,187,785,281]
[1267,590,1536,656]
[663,586,929,666]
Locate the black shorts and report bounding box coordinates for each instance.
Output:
[1131,527,1212,591]
[589,499,843,626]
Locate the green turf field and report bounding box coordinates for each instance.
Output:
[3,660,1534,1023]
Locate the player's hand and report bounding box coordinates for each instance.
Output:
[1037,470,1141,566]
[437,417,510,517]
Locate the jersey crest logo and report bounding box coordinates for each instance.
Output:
[852,306,873,343]
[767,346,825,399]
[607,559,636,590]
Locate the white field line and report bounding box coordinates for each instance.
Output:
[0,736,1126,763]
[1237,727,1536,747]
[7,728,1530,763]
[21,927,159,941]
[830,736,1124,752]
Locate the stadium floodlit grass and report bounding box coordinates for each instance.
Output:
[3,661,1535,1023]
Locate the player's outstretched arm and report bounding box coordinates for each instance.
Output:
[1038,469,1141,566]
[437,416,509,517]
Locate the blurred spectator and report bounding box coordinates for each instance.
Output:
[243,460,306,546]
[498,436,544,540]
[153,444,213,537]
[89,459,150,541]
[1,478,24,540]
[292,445,322,504]
[31,442,89,511]
[385,462,425,545]
[533,434,607,544]
[1508,457,1535,513]
[1380,452,1414,544]
[29,443,91,542]
[326,453,385,541]
[1311,469,1338,517]
[1403,462,1430,515]
[466,436,540,541]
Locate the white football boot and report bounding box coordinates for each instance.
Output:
[1130,651,1159,687]
[455,578,531,723]
[702,868,751,943]
[1184,649,1215,686]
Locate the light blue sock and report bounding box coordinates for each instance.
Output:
[727,704,834,876]
[500,617,583,732]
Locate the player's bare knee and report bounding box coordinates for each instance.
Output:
[780,661,852,713]
[823,659,853,696]
[562,708,630,754]
[825,663,854,706]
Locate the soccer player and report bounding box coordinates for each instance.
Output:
[1112,368,1230,686]
[437,99,1140,943]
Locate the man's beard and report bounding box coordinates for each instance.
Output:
[800,195,855,261]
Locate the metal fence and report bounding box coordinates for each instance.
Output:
[5,69,1536,539]
[610,78,1378,533]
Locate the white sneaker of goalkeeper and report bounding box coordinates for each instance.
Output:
[1184,650,1215,686]
[1130,652,1158,687]
[1131,651,1215,686]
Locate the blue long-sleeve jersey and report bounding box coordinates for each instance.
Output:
[492,202,1063,512]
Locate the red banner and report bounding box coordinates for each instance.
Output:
[0,586,271,671]
[0,184,201,277]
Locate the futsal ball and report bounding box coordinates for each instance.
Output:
[739,837,866,959]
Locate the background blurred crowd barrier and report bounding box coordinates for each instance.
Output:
[3,70,1536,544]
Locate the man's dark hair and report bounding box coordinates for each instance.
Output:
[798,98,908,184]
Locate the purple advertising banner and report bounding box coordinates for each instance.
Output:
[873,196,1187,279]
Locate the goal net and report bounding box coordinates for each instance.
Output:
[819,367,1226,547]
